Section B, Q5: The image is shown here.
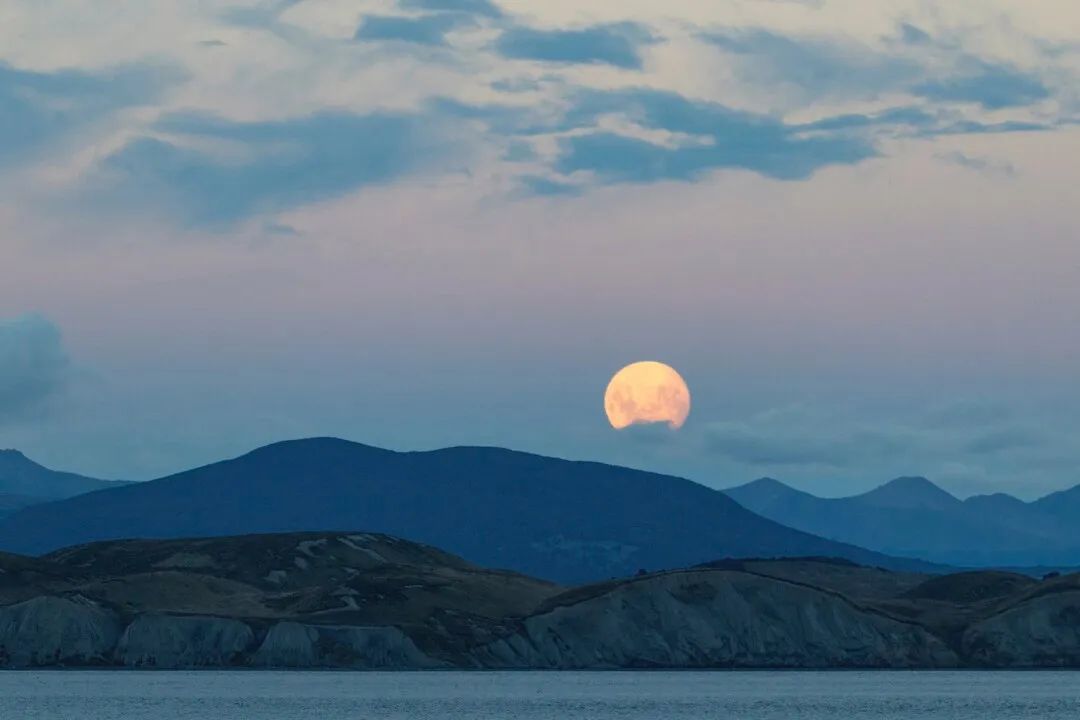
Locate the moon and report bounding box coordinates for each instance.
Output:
[604,361,691,430]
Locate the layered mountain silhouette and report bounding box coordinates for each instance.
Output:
[725,476,1080,567]
[0,438,939,583]
[0,450,129,519]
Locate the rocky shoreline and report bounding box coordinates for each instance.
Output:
[3,532,1079,669]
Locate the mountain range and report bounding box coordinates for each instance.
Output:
[7,440,1080,669]
[725,476,1080,568]
[0,438,939,583]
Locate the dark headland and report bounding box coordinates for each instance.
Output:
[0,531,1076,669]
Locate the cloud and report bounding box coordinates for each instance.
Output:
[898,23,933,46]
[495,23,655,69]
[399,0,503,18]
[518,175,581,197]
[703,420,910,467]
[964,428,1042,455]
[490,77,545,94]
[548,89,874,185]
[0,61,176,169]
[94,109,461,226]
[704,26,1054,115]
[936,151,1016,177]
[912,61,1050,109]
[7,9,1069,220]
[262,221,301,237]
[795,106,938,133]
[703,28,919,99]
[502,140,536,162]
[73,67,1052,216]
[355,14,474,46]
[428,97,538,135]
[796,106,1048,139]
[219,0,319,46]
[222,0,305,28]
[494,80,1053,193]
[935,119,1048,135]
[0,315,70,423]
[924,400,1014,429]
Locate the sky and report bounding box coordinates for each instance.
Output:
[1,0,1079,499]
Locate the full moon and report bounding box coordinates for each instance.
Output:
[604,361,691,430]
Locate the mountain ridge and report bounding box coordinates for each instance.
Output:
[725,475,1080,567]
[0,437,942,583]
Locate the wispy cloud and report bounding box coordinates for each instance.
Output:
[517,175,581,197]
[703,28,920,99]
[936,151,1017,177]
[460,79,1053,196]
[704,24,1054,114]
[704,416,911,468]
[912,61,1050,109]
[548,88,874,184]
[95,110,462,226]
[355,13,475,46]
[795,106,1048,139]
[221,0,305,28]
[898,23,933,46]
[0,62,177,169]
[495,23,655,69]
[964,427,1042,455]
[399,0,503,19]
[1,4,1073,221]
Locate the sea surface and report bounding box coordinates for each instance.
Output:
[2,670,1080,719]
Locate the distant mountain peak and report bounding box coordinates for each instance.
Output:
[0,449,39,470]
[0,449,124,501]
[860,476,959,509]
[724,477,817,511]
[964,492,1026,506]
[729,477,794,493]
[246,437,392,455]
[749,476,787,487]
[226,437,397,467]
[885,476,937,488]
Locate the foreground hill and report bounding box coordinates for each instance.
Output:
[0,438,937,583]
[0,450,129,511]
[726,476,1080,567]
[0,532,558,668]
[2,532,1080,669]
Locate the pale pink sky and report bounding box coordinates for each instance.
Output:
[1,0,1079,497]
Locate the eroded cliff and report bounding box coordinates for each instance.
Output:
[2,533,1079,669]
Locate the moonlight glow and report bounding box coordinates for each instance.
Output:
[604,361,691,430]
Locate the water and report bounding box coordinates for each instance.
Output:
[3,670,1080,719]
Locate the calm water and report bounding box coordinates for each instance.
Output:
[2,670,1079,719]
